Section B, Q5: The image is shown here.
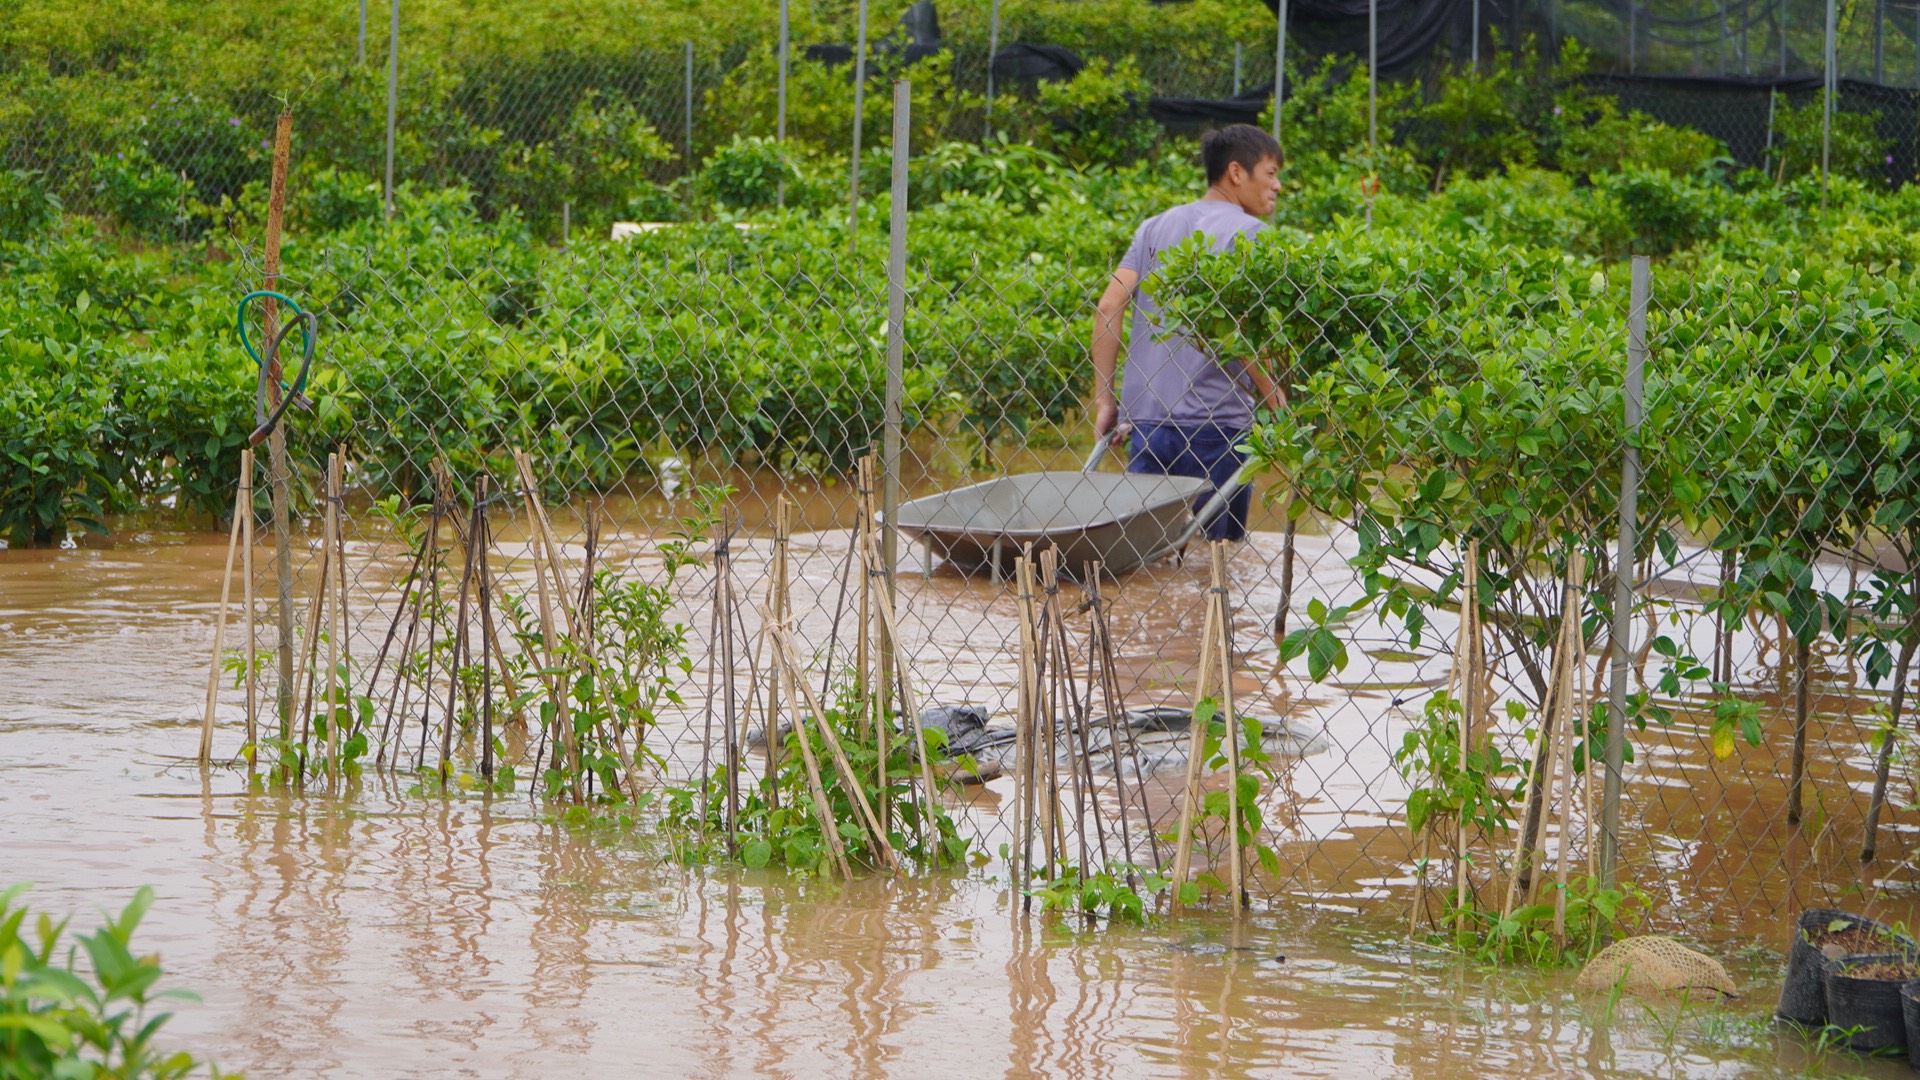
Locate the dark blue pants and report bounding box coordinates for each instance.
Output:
[1126,423,1252,542]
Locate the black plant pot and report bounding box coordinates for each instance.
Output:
[1777,908,1908,1027]
[1902,979,1920,1069]
[1825,954,1917,1052]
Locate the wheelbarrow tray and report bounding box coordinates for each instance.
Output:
[895,471,1213,575]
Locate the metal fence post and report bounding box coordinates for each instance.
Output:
[985,0,1002,140]
[1234,42,1243,96]
[881,78,910,720]
[1273,0,1288,145]
[358,0,368,66]
[1365,0,1376,230]
[1472,0,1480,70]
[383,0,399,221]
[1601,254,1649,891]
[777,0,790,207]
[848,0,871,243]
[1822,0,1836,209]
[684,41,695,172]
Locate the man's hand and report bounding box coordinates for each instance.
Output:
[1093,398,1122,445]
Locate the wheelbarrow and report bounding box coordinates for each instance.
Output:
[892,425,1249,577]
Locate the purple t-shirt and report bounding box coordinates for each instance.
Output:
[1117,199,1265,428]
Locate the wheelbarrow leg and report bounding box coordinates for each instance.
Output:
[992,537,1005,583]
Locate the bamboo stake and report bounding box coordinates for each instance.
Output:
[1087,563,1145,877]
[1210,544,1248,913]
[775,624,901,871]
[295,535,329,783]
[856,456,874,731]
[331,452,351,765]
[199,462,248,763]
[1170,553,1228,915]
[476,484,497,782]
[514,451,580,638]
[1455,541,1480,931]
[714,515,742,836]
[860,511,940,860]
[774,631,852,881]
[241,450,257,769]
[1504,563,1573,918]
[1411,543,1480,936]
[1014,550,1041,902]
[1551,558,1585,952]
[322,452,343,781]
[516,453,578,800]
[1040,549,1091,877]
[440,479,481,782]
[377,485,441,763]
[767,499,791,814]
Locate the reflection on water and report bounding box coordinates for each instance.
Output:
[5,512,1920,1077]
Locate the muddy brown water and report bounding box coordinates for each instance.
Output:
[6,468,1920,1076]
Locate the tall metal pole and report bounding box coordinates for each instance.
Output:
[1472,0,1480,70]
[1629,0,1637,73]
[881,79,910,731]
[358,0,368,65]
[848,0,871,243]
[986,0,1002,139]
[382,0,399,220]
[1235,42,1244,95]
[1274,0,1288,144]
[1601,255,1649,892]
[777,0,790,208]
[1366,0,1377,230]
[685,41,695,171]
[1781,0,1789,75]
[1874,0,1886,82]
[1822,0,1837,208]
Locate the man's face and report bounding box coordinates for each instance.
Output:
[1229,156,1282,218]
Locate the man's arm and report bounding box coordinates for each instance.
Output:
[1091,268,1138,444]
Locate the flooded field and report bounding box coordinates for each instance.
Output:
[6,491,1920,1077]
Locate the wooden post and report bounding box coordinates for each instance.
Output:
[262,114,297,762]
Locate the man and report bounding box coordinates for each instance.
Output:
[1091,124,1284,542]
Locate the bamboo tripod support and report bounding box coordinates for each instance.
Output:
[199,448,252,764]
[1168,542,1247,914]
[514,451,579,800]
[1500,554,1587,944]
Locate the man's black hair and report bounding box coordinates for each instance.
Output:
[1200,125,1282,185]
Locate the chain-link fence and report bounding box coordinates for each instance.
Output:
[163,130,1920,940]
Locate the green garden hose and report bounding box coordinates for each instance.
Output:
[235,290,319,447]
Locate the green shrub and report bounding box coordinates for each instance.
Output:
[1769,94,1894,186]
[0,168,61,242]
[698,135,800,210]
[91,146,195,239]
[0,884,234,1079]
[0,345,120,547]
[1004,57,1160,168]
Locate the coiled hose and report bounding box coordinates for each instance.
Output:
[235,290,319,447]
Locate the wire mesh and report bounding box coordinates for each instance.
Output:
[164,200,1920,936]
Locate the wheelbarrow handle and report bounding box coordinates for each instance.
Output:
[1083,422,1134,473]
